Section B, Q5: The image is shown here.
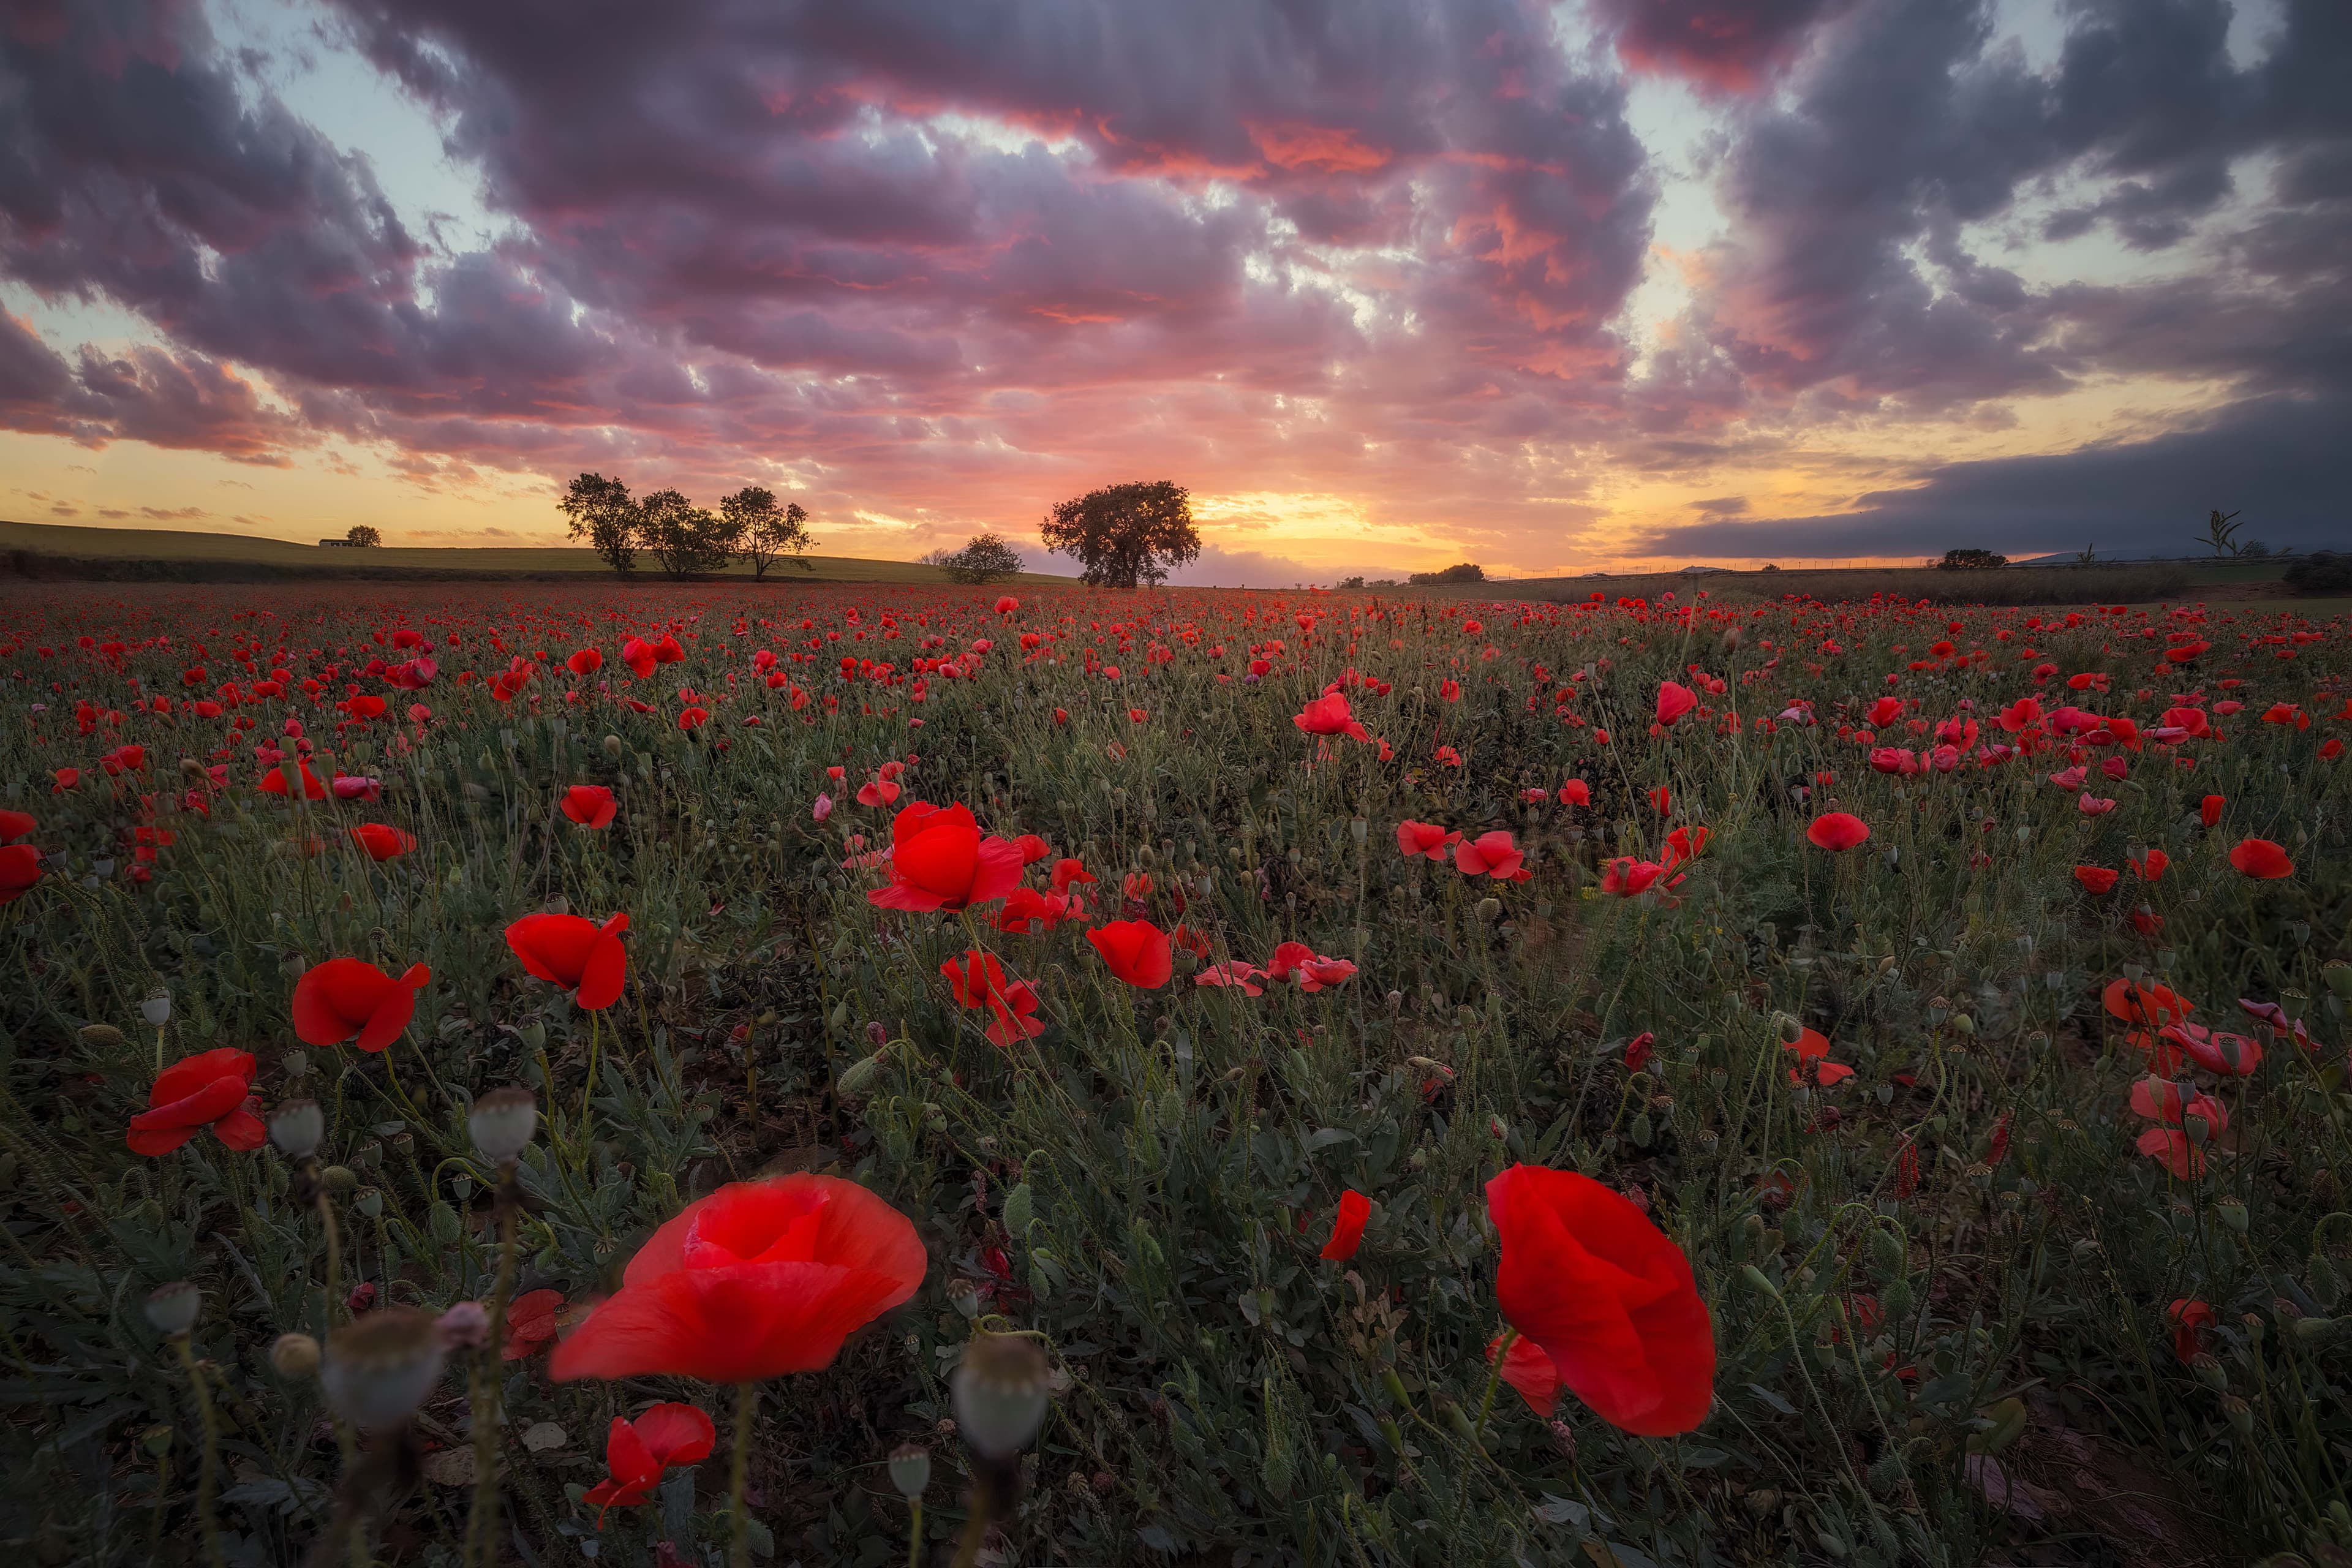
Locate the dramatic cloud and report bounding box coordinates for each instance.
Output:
[0,0,2346,567]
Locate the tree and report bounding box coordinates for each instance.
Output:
[722,487,815,580]
[345,524,383,548]
[941,532,1025,584]
[1937,548,2008,570]
[2199,508,2245,558]
[636,489,732,579]
[1040,480,1200,589]
[2284,551,2352,595]
[1408,562,1485,585]
[560,473,640,575]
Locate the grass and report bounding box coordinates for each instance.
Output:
[0,578,2346,1567]
[1459,564,2230,607]
[0,519,1068,586]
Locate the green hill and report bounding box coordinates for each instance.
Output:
[0,519,1068,586]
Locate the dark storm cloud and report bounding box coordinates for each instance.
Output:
[1637,388,2352,559]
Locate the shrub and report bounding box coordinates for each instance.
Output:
[2284,550,2352,595]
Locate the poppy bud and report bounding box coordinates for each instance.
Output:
[145,1281,201,1336]
[2291,1315,2338,1345]
[952,1332,1051,1460]
[829,998,851,1030]
[271,1332,322,1379]
[437,1300,491,1352]
[323,1164,356,1194]
[1868,1228,1904,1280]
[322,1306,448,1431]
[141,986,172,1027]
[270,1098,324,1160]
[1740,1264,1779,1298]
[603,734,623,758]
[1001,1182,1034,1238]
[79,1023,127,1049]
[1774,1013,1804,1046]
[837,1053,886,1098]
[889,1444,930,1499]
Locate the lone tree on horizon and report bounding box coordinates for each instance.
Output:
[1041,480,1200,589]
[722,486,815,579]
[344,524,382,548]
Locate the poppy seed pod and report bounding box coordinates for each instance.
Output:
[952,1332,1051,1460]
[322,1306,448,1431]
[468,1086,538,1163]
[79,1023,127,1049]
[888,1444,931,1499]
[1774,1013,1804,1046]
[145,1280,201,1336]
[270,1332,321,1379]
[141,986,172,1027]
[270,1098,325,1160]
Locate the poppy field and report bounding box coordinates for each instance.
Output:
[0,578,2346,1567]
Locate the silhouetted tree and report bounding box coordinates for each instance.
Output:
[722,487,815,579]
[1408,562,1485,584]
[941,532,1025,584]
[1936,548,2007,570]
[637,489,731,578]
[560,473,640,574]
[344,524,383,548]
[2199,508,2245,558]
[1041,480,1199,589]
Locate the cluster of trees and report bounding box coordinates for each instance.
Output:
[919,532,1028,584]
[560,474,814,579]
[1936,548,2008,570]
[1409,562,1485,585]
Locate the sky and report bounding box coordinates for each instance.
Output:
[1,0,2345,584]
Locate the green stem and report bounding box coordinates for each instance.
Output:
[317,1185,343,1331]
[729,1381,758,1568]
[581,1009,600,1136]
[907,1498,924,1568]
[173,1336,227,1568]
[465,1183,521,1568]
[1471,1326,1515,1446]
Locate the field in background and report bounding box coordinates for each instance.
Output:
[1463,562,2302,607]
[0,519,1069,586]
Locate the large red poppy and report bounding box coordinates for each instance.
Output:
[127,1048,265,1156]
[867,802,1023,913]
[1654,681,1697,726]
[1806,812,1870,852]
[549,1175,926,1383]
[505,911,631,1010]
[0,809,34,844]
[291,958,432,1051]
[2227,837,2293,879]
[561,785,617,829]
[347,824,415,862]
[1486,1164,1714,1436]
[1087,919,1172,989]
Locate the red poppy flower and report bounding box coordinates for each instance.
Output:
[677,706,709,731]
[549,1175,925,1383]
[0,809,34,844]
[1624,1031,1654,1072]
[2160,1022,2261,1076]
[1087,919,1172,989]
[1806,812,1870,851]
[1294,693,1371,741]
[1600,856,1670,897]
[2227,837,2293,879]
[562,785,617,829]
[1194,961,1265,995]
[868,802,1023,913]
[1012,833,1052,865]
[2104,977,2193,1027]
[993,886,1075,933]
[994,596,1018,614]
[1049,856,1096,894]
[2128,848,2168,881]
[127,1048,265,1156]
[2166,1298,2215,1363]
[1454,830,1526,880]
[0,843,40,906]
[1487,1331,1562,1415]
[348,824,415,862]
[2199,794,2224,826]
[856,777,902,807]
[567,649,603,677]
[1654,681,1696,726]
[1559,779,1591,807]
[2136,1127,2205,1178]
[1319,1190,1370,1260]
[52,767,79,792]
[2073,865,2118,894]
[291,957,432,1051]
[503,1289,567,1360]
[1487,1164,1714,1436]
[583,1403,717,1523]
[505,911,630,1010]
[259,761,328,801]
[1395,820,1461,862]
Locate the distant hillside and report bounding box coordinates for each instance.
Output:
[0,519,1069,586]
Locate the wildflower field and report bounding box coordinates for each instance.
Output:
[1,579,2346,1568]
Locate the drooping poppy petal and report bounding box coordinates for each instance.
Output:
[1087,919,1172,989]
[1319,1190,1371,1261]
[290,958,432,1052]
